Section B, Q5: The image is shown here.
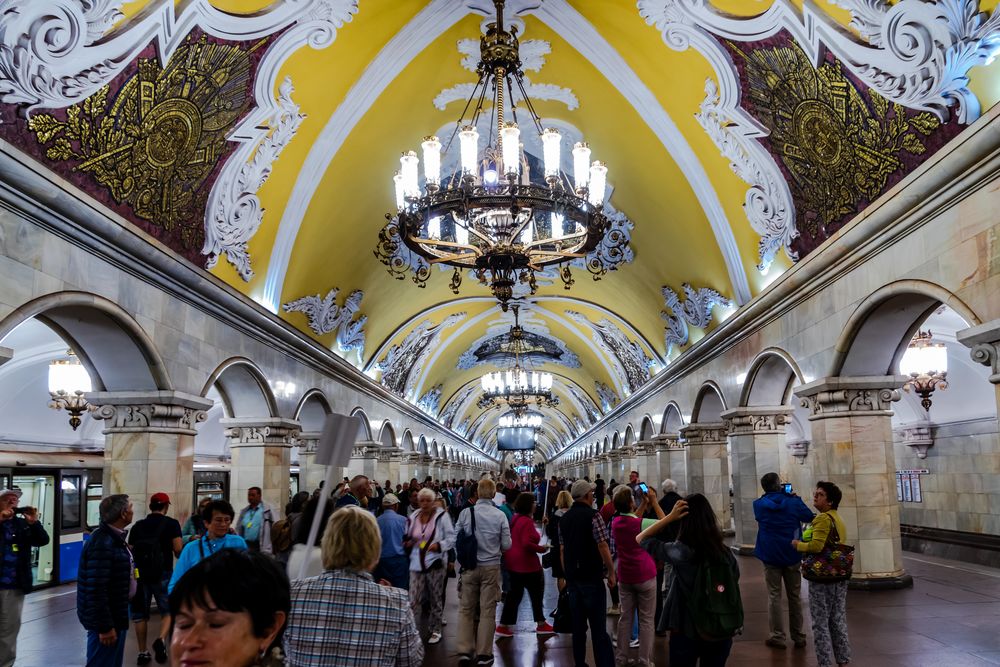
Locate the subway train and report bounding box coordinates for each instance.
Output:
[0,452,300,589]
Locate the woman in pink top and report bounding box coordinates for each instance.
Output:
[496,493,556,637]
[610,485,664,667]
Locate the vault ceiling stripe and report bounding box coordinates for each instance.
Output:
[529,0,752,305]
[261,0,469,312]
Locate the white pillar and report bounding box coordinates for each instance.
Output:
[222,417,300,519]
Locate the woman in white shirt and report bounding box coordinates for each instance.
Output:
[404,488,455,645]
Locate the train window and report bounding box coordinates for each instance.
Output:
[86,483,103,529]
[61,475,82,529]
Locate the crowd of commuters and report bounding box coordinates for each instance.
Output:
[0,465,853,667]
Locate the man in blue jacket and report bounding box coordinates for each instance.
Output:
[77,494,134,667]
[753,472,814,650]
[0,487,49,667]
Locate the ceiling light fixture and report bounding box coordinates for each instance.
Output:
[900,330,948,412]
[375,0,619,311]
[479,305,558,413]
[48,350,93,431]
[499,411,543,429]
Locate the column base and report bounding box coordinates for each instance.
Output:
[847,573,914,590]
[730,544,756,557]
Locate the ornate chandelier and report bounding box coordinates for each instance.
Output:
[375,0,616,310]
[479,305,558,413]
[900,330,948,412]
[499,411,543,429]
[48,350,92,431]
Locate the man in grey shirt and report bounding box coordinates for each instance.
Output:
[455,478,512,666]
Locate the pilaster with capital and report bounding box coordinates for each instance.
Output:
[607,451,624,483]
[958,319,1000,421]
[653,433,688,493]
[722,406,793,553]
[793,376,911,588]
[294,431,327,495]
[222,417,301,520]
[678,422,730,527]
[398,452,420,483]
[88,390,212,524]
[347,440,382,482]
[634,440,658,489]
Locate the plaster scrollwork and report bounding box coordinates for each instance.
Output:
[723,409,791,435]
[205,77,305,281]
[638,0,1000,273]
[660,283,734,356]
[595,382,619,413]
[795,378,904,418]
[895,420,934,458]
[282,287,367,360]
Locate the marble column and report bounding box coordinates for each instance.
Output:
[222,417,300,520]
[294,431,327,495]
[794,376,912,589]
[398,453,419,483]
[653,433,688,493]
[88,390,212,525]
[958,318,1000,421]
[635,441,658,488]
[381,448,403,486]
[348,441,382,481]
[722,406,794,555]
[418,455,434,482]
[678,422,730,529]
[607,452,623,484]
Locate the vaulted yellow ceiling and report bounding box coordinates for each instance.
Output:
[9,0,999,456]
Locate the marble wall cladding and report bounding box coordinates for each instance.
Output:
[894,424,1000,536]
[103,431,194,525]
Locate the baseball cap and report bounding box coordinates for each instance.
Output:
[570,480,596,499]
[382,493,400,506]
[150,492,171,505]
[0,488,21,499]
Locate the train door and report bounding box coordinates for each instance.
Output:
[10,470,57,587]
[289,472,299,501]
[58,468,101,582]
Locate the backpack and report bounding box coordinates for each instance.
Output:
[455,507,478,570]
[685,554,744,641]
[132,517,168,580]
[270,515,294,554]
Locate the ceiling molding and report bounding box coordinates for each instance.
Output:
[530,0,752,305]
[262,0,469,312]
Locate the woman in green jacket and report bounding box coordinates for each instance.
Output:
[792,481,851,667]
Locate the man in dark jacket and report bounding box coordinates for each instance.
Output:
[560,479,615,667]
[753,472,814,649]
[0,487,49,667]
[654,478,684,633]
[78,494,134,667]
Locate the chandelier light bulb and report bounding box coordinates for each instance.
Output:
[427,216,442,240]
[455,220,469,245]
[400,151,420,199]
[588,161,608,207]
[900,339,948,376]
[459,126,479,176]
[48,357,92,395]
[551,213,564,240]
[500,122,521,176]
[484,168,499,185]
[573,142,591,191]
[421,135,441,187]
[542,128,562,179]
[393,171,405,210]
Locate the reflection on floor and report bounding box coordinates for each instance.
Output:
[13,552,1000,666]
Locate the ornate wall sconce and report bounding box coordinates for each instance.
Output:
[900,330,948,412]
[48,351,93,430]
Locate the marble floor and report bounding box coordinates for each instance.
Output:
[11,551,1000,666]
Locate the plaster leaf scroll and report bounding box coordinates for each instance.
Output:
[567,311,653,394]
[417,383,443,416]
[696,78,797,272]
[595,381,619,413]
[377,313,467,400]
[0,0,358,114]
[282,287,367,360]
[205,77,305,281]
[660,283,734,356]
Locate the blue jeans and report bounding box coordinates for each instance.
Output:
[86,628,128,667]
[668,632,733,667]
[567,581,614,667]
[374,554,410,590]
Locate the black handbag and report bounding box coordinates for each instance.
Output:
[541,550,554,569]
[551,589,572,633]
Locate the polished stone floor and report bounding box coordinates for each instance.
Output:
[12,551,1000,666]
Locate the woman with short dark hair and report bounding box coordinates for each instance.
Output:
[495,492,554,637]
[169,500,247,593]
[168,549,288,667]
[792,482,851,667]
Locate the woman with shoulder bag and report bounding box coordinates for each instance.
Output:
[792,481,852,667]
[405,488,455,645]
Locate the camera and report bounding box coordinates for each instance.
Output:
[638,482,648,493]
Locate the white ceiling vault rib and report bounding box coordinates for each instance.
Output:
[528,0,752,305]
[261,0,471,312]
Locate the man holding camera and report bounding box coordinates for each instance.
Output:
[753,472,815,650]
[0,487,50,667]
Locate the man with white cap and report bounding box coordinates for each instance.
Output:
[0,487,49,667]
[374,493,409,589]
[559,479,616,667]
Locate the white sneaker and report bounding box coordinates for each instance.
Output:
[629,638,640,648]
[428,632,442,644]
